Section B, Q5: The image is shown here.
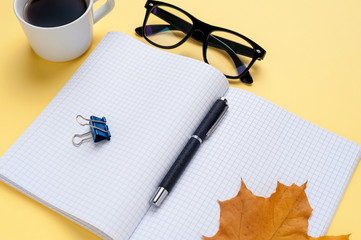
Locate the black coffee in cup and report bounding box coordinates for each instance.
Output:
[24,0,87,28]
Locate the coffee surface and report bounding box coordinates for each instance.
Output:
[24,0,87,28]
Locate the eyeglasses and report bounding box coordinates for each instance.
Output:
[135,0,266,84]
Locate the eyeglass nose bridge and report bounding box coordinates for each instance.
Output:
[190,29,205,43]
[189,28,209,62]
[191,21,214,40]
[189,21,215,53]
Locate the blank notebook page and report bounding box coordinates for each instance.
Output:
[130,87,361,240]
[0,32,228,240]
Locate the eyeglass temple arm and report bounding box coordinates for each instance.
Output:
[135,7,258,59]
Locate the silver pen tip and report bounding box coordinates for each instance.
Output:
[151,187,168,207]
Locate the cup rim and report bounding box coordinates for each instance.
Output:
[14,0,94,30]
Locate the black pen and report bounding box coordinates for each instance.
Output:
[151,98,229,207]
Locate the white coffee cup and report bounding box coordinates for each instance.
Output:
[14,0,114,62]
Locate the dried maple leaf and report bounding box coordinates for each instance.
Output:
[204,180,349,240]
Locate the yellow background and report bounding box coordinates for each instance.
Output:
[1,0,360,239]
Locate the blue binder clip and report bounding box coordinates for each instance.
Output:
[72,115,111,147]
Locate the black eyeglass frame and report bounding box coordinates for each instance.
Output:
[136,0,266,83]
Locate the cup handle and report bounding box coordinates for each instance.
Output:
[92,0,115,24]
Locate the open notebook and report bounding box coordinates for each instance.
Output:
[0,32,360,240]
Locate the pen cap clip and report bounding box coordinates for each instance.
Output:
[194,98,228,140]
[206,101,228,138]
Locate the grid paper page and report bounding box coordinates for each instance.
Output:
[0,32,228,240]
[130,87,361,240]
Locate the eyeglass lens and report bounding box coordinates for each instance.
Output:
[144,6,192,47]
[205,31,253,77]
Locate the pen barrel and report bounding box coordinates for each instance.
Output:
[160,137,201,191]
[193,98,228,140]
